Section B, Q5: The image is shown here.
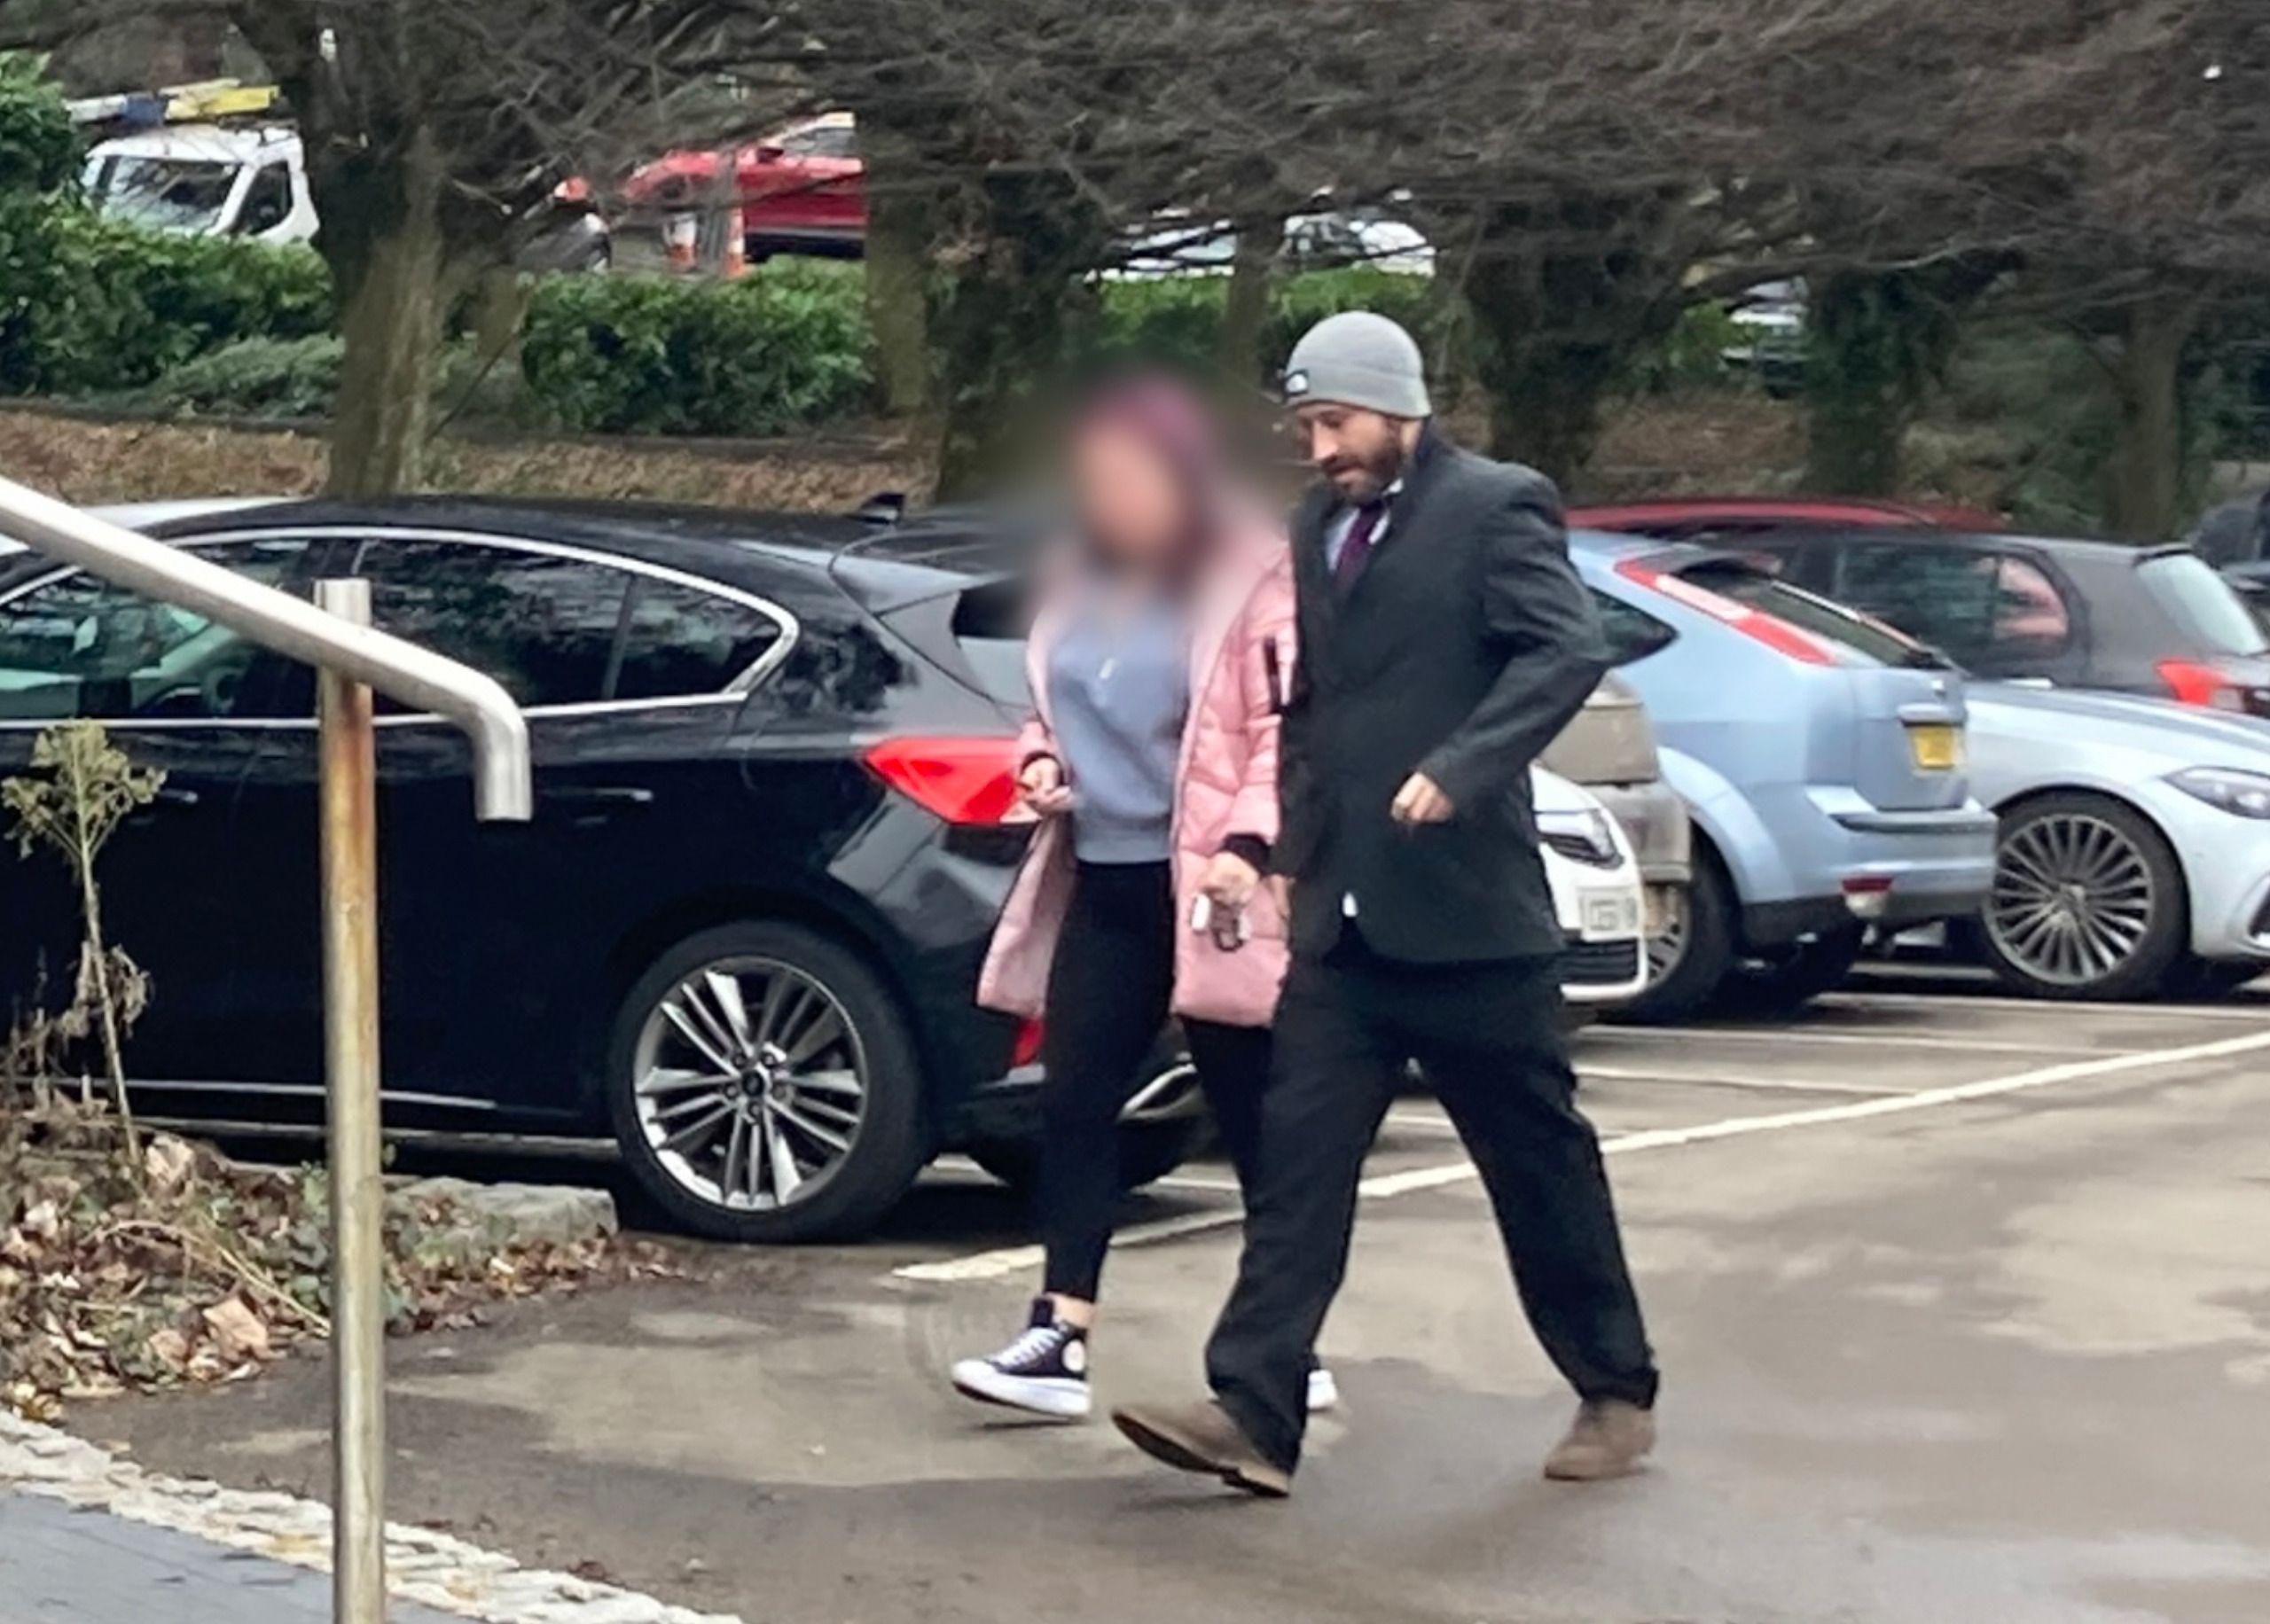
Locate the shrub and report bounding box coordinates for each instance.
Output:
[0,52,77,198]
[136,334,343,418]
[520,262,873,434]
[0,205,333,397]
[1091,266,1447,383]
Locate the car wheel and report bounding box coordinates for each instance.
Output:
[606,922,928,1242]
[967,1036,1212,1193]
[1612,852,1736,1023]
[1981,793,2188,1000]
[1728,925,1864,1012]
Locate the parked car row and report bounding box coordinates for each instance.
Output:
[1571,498,2270,1004]
[4,494,2264,1245]
[0,498,1656,1247]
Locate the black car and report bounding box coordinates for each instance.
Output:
[1662,526,2270,716]
[0,498,1196,1242]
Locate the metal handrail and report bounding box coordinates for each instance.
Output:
[0,473,532,1624]
[0,474,531,820]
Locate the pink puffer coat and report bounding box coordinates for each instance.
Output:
[976,521,1295,1027]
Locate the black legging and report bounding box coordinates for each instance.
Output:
[1039,860,1272,1300]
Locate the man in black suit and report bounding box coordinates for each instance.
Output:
[1113,313,1658,1497]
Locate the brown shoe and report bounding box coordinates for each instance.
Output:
[1112,1399,1292,1498]
[1542,1398,1656,1481]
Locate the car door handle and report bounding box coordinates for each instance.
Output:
[126,784,200,825]
[543,785,655,809]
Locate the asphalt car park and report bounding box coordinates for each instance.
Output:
[85,964,2270,1624]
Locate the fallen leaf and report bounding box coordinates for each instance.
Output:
[145,1136,196,1194]
[201,1296,271,1362]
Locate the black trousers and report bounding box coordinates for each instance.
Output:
[1039,861,1272,1300]
[1207,930,1658,1472]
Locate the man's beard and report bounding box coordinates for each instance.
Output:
[1319,440,1405,502]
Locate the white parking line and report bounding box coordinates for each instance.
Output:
[1593,1026,2114,1058]
[892,1026,2270,1284]
[1576,1066,1913,1097]
[1823,988,2270,1021]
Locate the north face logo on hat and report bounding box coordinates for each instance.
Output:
[1282,369,1309,397]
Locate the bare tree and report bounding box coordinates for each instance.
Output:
[11,0,795,493]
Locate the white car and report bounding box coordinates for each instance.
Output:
[1108,209,1435,280]
[1962,683,2270,997]
[1536,766,1648,1005]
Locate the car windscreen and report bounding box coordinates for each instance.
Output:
[89,156,237,232]
[2137,551,2268,657]
[1679,563,1956,670]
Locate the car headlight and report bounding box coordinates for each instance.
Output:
[1538,806,1621,866]
[2168,767,2270,819]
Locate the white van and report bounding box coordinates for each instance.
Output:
[82,123,317,244]
[81,124,609,270]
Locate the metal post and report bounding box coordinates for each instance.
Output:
[316,578,386,1624]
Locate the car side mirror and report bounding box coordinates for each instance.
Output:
[754,143,785,162]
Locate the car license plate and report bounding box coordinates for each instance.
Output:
[1582,893,1640,941]
[1906,722,1960,770]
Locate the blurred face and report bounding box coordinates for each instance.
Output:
[1294,402,1413,502]
[1070,420,1189,569]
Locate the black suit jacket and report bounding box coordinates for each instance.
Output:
[1275,426,1609,964]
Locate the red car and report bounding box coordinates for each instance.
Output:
[622,113,865,259]
[1569,496,2005,539]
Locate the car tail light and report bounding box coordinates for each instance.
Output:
[863,737,1023,824]
[2156,659,2247,712]
[1841,873,1893,919]
[1613,558,1833,666]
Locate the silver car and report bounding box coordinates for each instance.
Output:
[1958,683,2270,998]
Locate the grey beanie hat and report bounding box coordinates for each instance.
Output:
[1281,310,1432,418]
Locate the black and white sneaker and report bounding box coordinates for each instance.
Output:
[1307,1366,1340,1414]
[951,1299,1091,1419]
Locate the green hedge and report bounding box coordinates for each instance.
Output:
[520,262,873,434]
[135,333,343,418]
[0,203,333,396]
[1087,266,1446,376]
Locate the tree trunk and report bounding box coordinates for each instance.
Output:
[1803,272,1944,496]
[1215,215,1279,385]
[322,129,450,497]
[930,176,1103,500]
[2102,298,2202,539]
[861,127,934,418]
[1467,246,1673,487]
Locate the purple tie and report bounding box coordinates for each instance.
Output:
[1333,502,1385,595]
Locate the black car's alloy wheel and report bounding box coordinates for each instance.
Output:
[608,922,928,1242]
[1982,793,2186,1000]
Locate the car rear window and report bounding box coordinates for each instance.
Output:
[1680,564,1953,669]
[949,577,1030,704]
[2137,552,2267,657]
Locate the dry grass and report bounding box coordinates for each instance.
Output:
[1585,389,1807,499]
[0,409,929,514]
[3,391,1821,515]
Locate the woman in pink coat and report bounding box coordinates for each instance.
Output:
[951,379,1315,1421]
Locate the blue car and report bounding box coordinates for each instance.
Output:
[1571,534,1996,1018]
